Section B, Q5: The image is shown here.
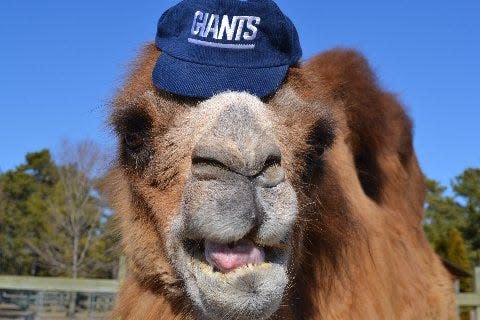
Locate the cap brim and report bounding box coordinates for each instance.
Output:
[152,52,289,98]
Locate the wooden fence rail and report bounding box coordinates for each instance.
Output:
[0,268,479,318]
[459,267,480,320]
[0,276,118,293]
[0,276,119,319]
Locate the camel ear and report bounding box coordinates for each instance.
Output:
[297,49,425,217]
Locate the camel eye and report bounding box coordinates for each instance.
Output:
[124,132,144,150]
[308,123,335,157]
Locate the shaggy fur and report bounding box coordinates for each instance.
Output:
[107,43,457,319]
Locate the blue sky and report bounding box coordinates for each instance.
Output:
[0,0,479,188]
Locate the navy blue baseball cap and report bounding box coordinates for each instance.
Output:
[152,0,302,98]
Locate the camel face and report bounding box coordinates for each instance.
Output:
[169,92,297,319]
[110,87,329,318]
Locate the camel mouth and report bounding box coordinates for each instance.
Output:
[183,238,288,274]
[174,233,290,320]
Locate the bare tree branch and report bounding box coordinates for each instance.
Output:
[31,139,112,278]
[26,240,68,270]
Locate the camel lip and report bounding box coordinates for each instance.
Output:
[182,237,288,274]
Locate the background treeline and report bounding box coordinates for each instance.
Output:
[424,168,480,292]
[0,141,120,279]
[0,141,479,285]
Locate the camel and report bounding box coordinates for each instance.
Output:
[106,43,457,319]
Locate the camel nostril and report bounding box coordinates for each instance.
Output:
[263,155,282,170]
[191,139,283,178]
[257,163,286,188]
[191,156,232,180]
[192,157,229,170]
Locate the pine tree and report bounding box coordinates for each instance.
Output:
[423,178,464,256]
[445,228,473,292]
[453,168,480,265]
[0,150,57,275]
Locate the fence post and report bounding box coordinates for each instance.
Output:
[475,267,480,320]
[34,291,44,317]
[118,256,127,282]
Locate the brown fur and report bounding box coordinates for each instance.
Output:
[107,43,456,319]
